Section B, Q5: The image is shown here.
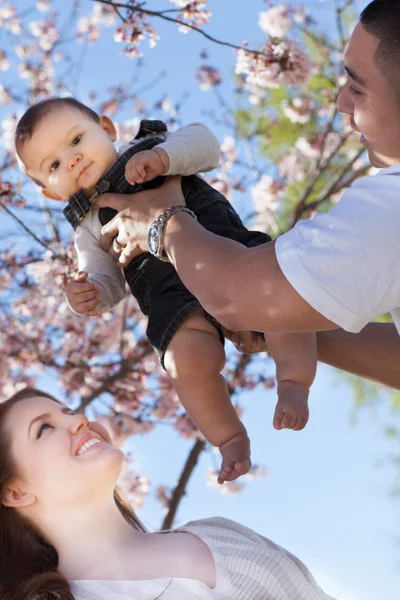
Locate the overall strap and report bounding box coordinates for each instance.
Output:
[62,119,168,230]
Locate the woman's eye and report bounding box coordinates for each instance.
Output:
[37,422,53,439]
[72,135,82,146]
[50,160,60,172]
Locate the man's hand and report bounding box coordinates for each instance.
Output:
[94,176,185,267]
[66,271,101,317]
[125,148,169,185]
[221,327,269,354]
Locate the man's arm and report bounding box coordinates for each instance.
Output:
[163,211,337,333]
[317,323,400,390]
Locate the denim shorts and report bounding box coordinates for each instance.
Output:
[120,175,271,367]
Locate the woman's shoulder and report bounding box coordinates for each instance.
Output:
[179,516,266,543]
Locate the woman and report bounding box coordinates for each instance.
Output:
[0,387,336,600]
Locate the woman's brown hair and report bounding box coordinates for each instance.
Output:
[0,387,145,600]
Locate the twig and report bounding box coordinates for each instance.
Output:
[91,0,269,57]
[0,200,56,254]
[161,438,206,530]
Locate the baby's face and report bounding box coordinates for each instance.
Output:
[19,106,119,201]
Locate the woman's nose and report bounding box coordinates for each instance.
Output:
[69,412,89,435]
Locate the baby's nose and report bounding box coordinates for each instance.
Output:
[68,153,82,170]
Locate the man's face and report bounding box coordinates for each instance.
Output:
[19,106,119,201]
[337,23,400,168]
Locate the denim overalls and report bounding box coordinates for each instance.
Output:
[63,120,270,366]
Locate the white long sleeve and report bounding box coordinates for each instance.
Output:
[151,122,220,176]
[72,210,127,314]
[69,122,221,316]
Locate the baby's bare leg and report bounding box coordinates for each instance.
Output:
[164,313,251,484]
[264,331,317,431]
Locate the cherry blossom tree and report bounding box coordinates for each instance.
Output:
[0,0,398,526]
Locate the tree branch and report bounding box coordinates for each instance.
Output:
[92,0,269,57]
[161,438,206,530]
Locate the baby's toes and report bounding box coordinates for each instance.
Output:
[234,458,251,476]
[293,416,307,431]
[273,408,285,430]
[218,462,235,484]
[281,412,294,429]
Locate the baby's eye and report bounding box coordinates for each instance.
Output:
[72,135,82,146]
[37,422,54,439]
[50,160,60,172]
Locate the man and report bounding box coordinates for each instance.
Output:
[95,0,400,390]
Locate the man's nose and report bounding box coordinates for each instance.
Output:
[68,152,82,170]
[336,80,353,116]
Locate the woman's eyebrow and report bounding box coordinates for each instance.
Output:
[28,412,51,437]
[28,406,75,437]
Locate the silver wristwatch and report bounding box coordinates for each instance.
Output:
[147,205,197,261]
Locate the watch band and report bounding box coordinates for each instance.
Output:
[148,205,197,261]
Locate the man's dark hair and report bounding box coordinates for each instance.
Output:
[360,0,400,94]
[15,97,100,156]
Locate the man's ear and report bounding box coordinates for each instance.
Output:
[100,116,117,142]
[41,187,63,201]
[2,485,36,509]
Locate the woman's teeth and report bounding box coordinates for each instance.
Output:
[77,438,102,456]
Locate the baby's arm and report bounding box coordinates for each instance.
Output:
[67,225,127,316]
[125,122,221,184]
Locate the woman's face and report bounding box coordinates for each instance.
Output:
[3,397,124,509]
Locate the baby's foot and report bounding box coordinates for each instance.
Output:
[218,431,251,485]
[273,381,309,431]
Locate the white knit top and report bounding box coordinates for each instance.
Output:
[70,517,336,600]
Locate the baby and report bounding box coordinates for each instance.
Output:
[15,98,316,483]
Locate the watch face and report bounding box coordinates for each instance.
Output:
[147,225,159,255]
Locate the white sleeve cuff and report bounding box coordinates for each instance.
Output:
[275,232,369,333]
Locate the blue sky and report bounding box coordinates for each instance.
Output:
[2,0,399,598]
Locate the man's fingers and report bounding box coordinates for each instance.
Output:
[100,219,120,251]
[118,243,142,267]
[94,193,128,211]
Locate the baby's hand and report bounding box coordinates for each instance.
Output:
[125,148,170,185]
[66,272,101,317]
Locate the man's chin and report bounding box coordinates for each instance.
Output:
[367,149,389,169]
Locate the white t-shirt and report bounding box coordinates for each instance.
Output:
[275,163,400,334]
[70,517,336,600]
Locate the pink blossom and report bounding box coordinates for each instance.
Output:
[195,65,222,90]
[235,40,311,89]
[250,175,283,234]
[36,0,51,12]
[29,20,59,52]
[258,6,292,38]
[0,4,21,34]
[219,136,238,171]
[0,84,12,105]
[0,50,10,71]
[281,96,314,124]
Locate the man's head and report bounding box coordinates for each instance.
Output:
[15,98,118,201]
[337,0,400,168]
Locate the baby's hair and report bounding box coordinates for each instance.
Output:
[15,97,100,158]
